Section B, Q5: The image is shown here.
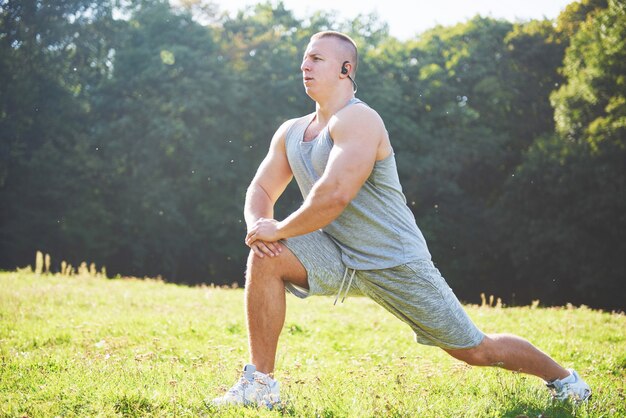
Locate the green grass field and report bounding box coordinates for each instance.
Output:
[1,271,624,417]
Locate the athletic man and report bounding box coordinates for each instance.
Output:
[211,31,591,408]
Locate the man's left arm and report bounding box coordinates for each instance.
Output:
[245,105,385,244]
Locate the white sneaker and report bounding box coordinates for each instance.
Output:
[211,364,280,408]
[546,369,591,402]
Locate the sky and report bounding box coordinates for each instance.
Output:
[210,0,574,40]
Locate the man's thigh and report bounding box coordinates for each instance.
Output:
[281,230,352,298]
[358,260,484,349]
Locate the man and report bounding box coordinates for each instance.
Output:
[211,31,591,408]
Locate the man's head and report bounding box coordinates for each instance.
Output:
[301,31,359,99]
[309,31,358,78]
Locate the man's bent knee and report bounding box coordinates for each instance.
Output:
[246,250,281,281]
[246,248,308,288]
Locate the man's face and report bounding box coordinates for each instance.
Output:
[300,37,344,97]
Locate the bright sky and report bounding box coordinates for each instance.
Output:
[211,0,574,40]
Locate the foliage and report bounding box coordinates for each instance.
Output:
[0,0,624,308]
[495,0,626,308]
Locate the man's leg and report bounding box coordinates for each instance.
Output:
[245,247,308,375]
[355,261,572,383]
[444,334,570,381]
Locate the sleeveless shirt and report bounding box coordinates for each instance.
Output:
[284,98,431,270]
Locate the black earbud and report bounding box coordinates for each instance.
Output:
[341,61,349,75]
[341,60,358,93]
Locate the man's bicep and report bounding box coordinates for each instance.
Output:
[252,150,292,202]
[321,110,382,199]
[322,139,377,199]
[250,123,294,203]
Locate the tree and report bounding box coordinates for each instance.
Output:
[88,1,241,280]
[1,0,623,309]
[496,0,625,308]
[0,0,116,268]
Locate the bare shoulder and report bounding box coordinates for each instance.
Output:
[329,103,386,143]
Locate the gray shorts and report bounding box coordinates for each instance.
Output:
[282,230,484,350]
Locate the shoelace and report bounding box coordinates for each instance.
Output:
[334,267,356,305]
[546,371,589,401]
[229,377,250,395]
[228,375,271,397]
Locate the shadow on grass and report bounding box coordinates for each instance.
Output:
[114,394,159,417]
[501,399,592,418]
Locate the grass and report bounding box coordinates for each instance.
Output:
[0,270,624,417]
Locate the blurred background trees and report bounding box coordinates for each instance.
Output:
[1,0,623,309]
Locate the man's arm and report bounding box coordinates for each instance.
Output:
[244,120,294,257]
[246,105,387,244]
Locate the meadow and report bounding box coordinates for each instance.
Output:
[1,270,624,417]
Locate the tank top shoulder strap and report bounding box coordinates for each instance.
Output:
[347,97,367,108]
[285,114,314,146]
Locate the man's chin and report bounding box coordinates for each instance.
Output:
[304,87,319,101]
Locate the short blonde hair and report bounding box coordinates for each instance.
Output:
[310,31,358,77]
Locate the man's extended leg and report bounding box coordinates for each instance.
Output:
[444,334,568,381]
[245,247,308,374]
[355,261,591,401]
[445,334,591,401]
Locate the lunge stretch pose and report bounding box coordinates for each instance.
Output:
[212,31,591,408]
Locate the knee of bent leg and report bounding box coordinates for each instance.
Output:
[245,249,280,283]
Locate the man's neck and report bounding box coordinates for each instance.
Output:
[314,91,355,125]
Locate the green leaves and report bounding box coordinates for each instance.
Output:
[497,0,626,308]
[0,1,623,308]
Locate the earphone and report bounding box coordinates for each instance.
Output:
[341,60,358,93]
[341,61,349,75]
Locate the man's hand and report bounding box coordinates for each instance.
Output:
[248,239,283,258]
[245,218,284,257]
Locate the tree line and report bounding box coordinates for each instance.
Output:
[1,0,624,309]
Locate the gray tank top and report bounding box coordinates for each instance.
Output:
[284,98,431,269]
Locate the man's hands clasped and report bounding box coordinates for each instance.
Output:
[245,218,284,258]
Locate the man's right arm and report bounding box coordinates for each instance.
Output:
[244,119,295,257]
